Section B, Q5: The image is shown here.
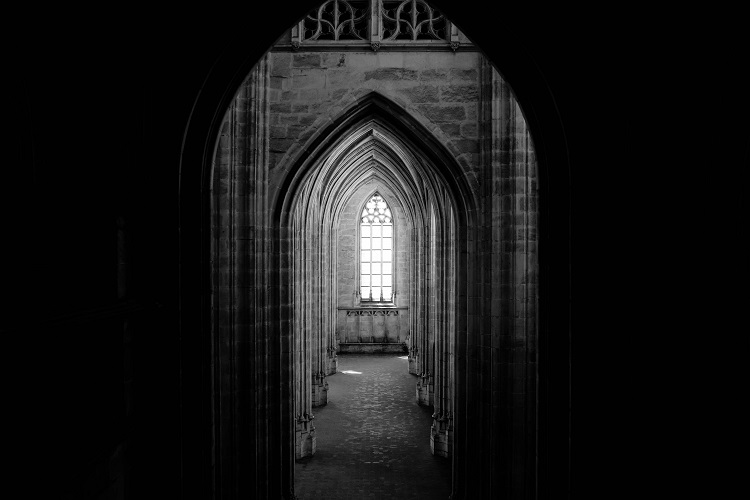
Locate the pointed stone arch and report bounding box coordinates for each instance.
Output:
[179,5,568,496]
[274,91,477,228]
[271,90,471,475]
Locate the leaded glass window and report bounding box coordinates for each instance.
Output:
[360,193,393,302]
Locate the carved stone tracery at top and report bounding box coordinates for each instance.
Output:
[291,0,464,51]
[381,0,446,41]
[303,0,369,41]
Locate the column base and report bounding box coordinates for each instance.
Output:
[416,373,433,406]
[408,348,418,375]
[311,373,329,407]
[326,350,337,376]
[430,413,452,458]
[295,414,316,460]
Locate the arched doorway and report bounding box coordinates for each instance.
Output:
[275,94,472,469]
[179,1,570,498]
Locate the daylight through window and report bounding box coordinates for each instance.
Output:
[360,193,393,302]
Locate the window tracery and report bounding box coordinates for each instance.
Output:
[381,0,447,41]
[302,0,369,41]
[291,0,463,51]
[359,193,394,303]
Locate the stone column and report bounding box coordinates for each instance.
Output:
[494,62,538,498]
[311,207,329,408]
[460,56,538,497]
[325,218,338,375]
[211,53,276,495]
[431,191,454,457]
[293,204,316,459]
[326,220,338,376]
[417,208,434,407]
[408,230,419,374]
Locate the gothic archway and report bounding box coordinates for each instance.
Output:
[272,92,473,477]
[178,1,570,498]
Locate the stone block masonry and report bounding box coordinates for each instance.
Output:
[266,50,482,205]
[211,41,540,499]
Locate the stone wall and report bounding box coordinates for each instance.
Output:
[211,42,538,498]
[266,50,482,207]
[335,180,410,347]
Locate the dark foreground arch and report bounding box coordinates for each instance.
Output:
[178,2,571,498]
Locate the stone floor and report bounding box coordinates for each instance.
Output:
[295,354,451,499]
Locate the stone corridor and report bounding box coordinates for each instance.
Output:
[295,354,451,499]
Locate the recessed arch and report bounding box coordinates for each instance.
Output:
[264,82,471,494]
[275,91,477,230]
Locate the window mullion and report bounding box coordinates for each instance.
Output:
[380,226,384,301]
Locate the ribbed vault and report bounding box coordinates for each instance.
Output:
[283,101,462,463]
[275,92,477,226]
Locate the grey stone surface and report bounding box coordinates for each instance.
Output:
[295,354,451,499]
[212,41,539,498]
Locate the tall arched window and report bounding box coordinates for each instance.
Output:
[360,193,394,302]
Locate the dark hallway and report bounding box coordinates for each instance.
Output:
[295,354,451,499]
[10,2,748,499]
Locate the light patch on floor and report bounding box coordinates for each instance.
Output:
[341,370,362,374]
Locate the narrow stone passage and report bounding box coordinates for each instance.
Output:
[295,354,451,499]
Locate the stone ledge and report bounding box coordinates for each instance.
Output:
[270,42,479,53]
[338,343,408,354]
